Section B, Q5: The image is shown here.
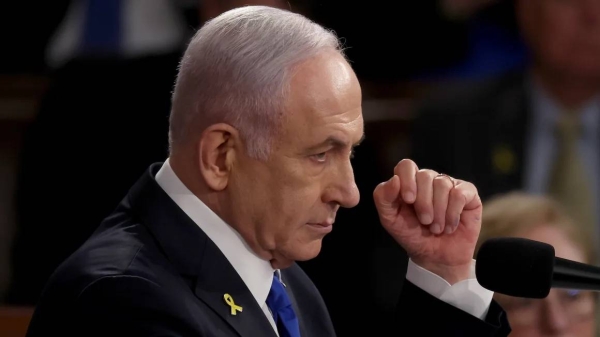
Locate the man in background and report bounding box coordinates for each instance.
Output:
[410,0,600,247]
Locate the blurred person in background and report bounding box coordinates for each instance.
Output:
[305,0,525,84]
[307,1,487,82]
[410,0,600,251]
[476,192,598,337]
[414,0,527,80]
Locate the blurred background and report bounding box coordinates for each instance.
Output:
[1,0,599,336]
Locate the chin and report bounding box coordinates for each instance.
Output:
[286,239,324,262]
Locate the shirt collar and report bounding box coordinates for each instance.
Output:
[155,159,275,306]
[528,75,600,138]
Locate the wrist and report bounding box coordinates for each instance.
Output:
[411,259,472,285]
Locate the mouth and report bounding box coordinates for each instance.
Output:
[306,222,333,234]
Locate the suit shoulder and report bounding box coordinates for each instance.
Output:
[43,210,168,299]
[27,273,201,337]
[77,274,165,306]
[283,264,336,335]
[283,264,328,309]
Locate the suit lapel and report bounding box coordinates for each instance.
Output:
[128,163,277,337]
[280,271,309,337]
[193,241,278,337]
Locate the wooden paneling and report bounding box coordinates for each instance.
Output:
[0,75,47,301]
[0,306,34,337]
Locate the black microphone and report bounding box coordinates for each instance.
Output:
[475,237,600,298]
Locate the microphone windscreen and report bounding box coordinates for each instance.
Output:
[475,237,554,298]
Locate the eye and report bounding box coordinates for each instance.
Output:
[563,289,584,302]
[312,152,327,163]
[508,298,535,310]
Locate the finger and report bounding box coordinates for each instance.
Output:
[446,180,481,233]
[432,175,454,234]
[413,169,435,225]
[393,159,418,204]
[373,175,401,225]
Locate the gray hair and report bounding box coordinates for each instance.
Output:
[168,6,344,159]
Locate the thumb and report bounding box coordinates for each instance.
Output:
[373,175,401,224]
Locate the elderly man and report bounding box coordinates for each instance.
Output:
[26,6,510,336]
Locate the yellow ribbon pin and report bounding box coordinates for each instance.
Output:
[224,293,243,315]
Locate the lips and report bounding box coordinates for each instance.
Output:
[306,220,334,234]
[308,221,333,227]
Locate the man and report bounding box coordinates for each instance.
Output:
[411,0,600,245]
[26,6,510,336]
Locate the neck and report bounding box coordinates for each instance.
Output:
[533,66,600,110]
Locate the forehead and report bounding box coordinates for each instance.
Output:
[521,225,586,262]
[282,50,363,143]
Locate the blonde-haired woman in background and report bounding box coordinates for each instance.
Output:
[477,192,597,337]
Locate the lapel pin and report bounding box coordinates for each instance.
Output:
[224,293,243,315]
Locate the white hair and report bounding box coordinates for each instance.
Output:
[169,6,344,159]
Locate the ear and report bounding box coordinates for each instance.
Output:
[198,123,239,191]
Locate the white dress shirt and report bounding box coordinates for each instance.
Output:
[155,159,493,335]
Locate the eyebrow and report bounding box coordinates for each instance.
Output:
[308,133,365,152]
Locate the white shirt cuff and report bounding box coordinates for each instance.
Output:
[406,258,493,320]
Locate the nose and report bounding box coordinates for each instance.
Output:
[322,158,360,208]
[541,296,570,335]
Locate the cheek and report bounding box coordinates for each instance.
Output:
[271,168,324,220]
[573,319,597,335]
[275,186,322,225]
[538,10,576,54]
[260,161,327,234]
[271,186,326,243]
[544,26,574,60]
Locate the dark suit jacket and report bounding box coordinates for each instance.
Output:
[410,70,530,201]
[26,163,510,336]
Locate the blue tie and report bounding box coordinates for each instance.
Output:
[266,274,301,337]
[81,0,122,55]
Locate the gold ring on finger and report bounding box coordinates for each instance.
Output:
[435,173,456,188]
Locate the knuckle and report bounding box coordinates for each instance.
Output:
[419,168,437,176]
[449,186,462,199]
[396,159,412,171]
[416,169,434,182]
[449,186,469,205]
[399,158,415,167]
[373,183,384,196]
[433,176,453,190]
[466,181,477,193]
